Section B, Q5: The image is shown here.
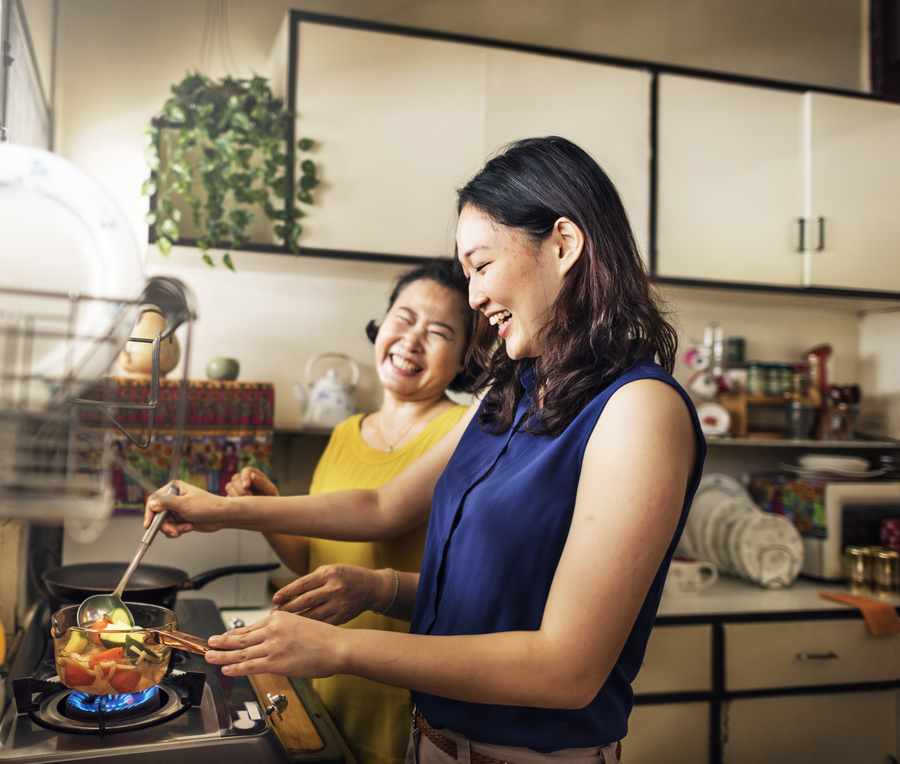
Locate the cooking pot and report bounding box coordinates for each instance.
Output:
[42,562,279,612]
[51,602,209,695]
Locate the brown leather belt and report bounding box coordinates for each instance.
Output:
[411,707,622,764]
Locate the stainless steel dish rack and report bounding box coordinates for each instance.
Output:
[0,276,197,521]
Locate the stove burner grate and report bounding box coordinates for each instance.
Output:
[13,671,209,735]
[66,686,162,721]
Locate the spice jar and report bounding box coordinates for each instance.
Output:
[844,546,874,593]
[874,549,899,596]
[747,361,764,396]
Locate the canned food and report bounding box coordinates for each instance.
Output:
[844,546,874,593]
[764,364,781,396]
[874,549,899,595]
[747,362,765,396]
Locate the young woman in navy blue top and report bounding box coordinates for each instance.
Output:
[146,136,706,763]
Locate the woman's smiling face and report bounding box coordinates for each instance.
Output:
[457,205,576,361]
[374,278,468,401]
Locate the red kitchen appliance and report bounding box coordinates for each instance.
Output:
[0,599,354,763]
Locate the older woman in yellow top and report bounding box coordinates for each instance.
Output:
[227,259,478,764]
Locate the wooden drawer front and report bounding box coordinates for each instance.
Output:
[632,624,713,694]
[722,691,898,764]
[724,620,898,691]
[626,702,710,764]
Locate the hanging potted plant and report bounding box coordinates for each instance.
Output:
[143,72,318,271]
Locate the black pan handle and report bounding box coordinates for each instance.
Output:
[181,563,280,590]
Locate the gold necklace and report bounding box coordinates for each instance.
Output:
[376,400,443,453]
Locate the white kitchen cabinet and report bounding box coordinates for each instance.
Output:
[657,75,900,292]
[627,702,711,764]
[627,623,712,764]
[722,691,897,764]
[806,91,900,290]
[632,623,713,694]
[292,20,651,262]
[657,75,805,286]
[724,620,899,690]
[634,582,900,764]
[482,49,652,262]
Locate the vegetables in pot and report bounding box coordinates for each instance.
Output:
[52,603,175,695]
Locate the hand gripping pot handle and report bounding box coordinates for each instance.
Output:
[304,352,360,391]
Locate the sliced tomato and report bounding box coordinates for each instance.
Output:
[89,618,111,630]
[110,670,142,694]
[89,646,124,667]
[63,661,93,687]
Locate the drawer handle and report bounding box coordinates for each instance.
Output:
[796,651,839,661]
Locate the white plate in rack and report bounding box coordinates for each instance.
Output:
[733,513,804,588]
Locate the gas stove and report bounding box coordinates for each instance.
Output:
[0,599,354,763]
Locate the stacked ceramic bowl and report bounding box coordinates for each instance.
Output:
[677,474,804,589]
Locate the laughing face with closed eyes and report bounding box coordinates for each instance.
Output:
[373,278,468,402]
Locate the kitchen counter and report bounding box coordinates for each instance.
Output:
[657,575,900,619]
[221,577,900,629]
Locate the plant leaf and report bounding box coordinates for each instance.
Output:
[297,138,313,151]
[160,218,180,240]
[222,253,236,272]
[202,252,215,267]
[157,236,172,257]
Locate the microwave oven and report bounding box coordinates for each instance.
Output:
[746,477,900,580]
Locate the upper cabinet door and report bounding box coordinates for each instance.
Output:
[483,50,652,264]
[293,21,652,261]
[294,22,485,259]
[656,75,805,286]
[807,92,900,291]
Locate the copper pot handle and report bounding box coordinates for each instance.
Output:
[145,629,210,655]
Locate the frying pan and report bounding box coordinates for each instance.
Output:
[42,562,279,611]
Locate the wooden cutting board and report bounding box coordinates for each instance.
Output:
[249,673,325,754]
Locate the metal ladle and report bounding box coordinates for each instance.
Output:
[76,485,178,628]
[75,276,197,630]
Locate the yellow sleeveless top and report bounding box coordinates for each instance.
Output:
[308,405,467,764]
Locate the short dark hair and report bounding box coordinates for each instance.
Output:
[457,136,678,435]
[366,259,480,393]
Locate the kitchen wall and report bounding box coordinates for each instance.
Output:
[17,0,899,602]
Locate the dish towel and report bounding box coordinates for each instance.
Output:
[819,592,900,636]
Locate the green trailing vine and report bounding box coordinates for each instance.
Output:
[143,72,318,271]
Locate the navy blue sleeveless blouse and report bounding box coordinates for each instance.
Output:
[409,355,706,750]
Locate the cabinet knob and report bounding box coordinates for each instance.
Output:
[796,651,839,660]
[265,692,289,720]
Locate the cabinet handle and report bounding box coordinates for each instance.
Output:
[814,216,825,251]
[796,651,839,661]
[795,217,806,253]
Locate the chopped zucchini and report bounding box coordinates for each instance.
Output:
[99,630,129,648]
[109,607,132,626]
[125,633,163,662]
[64,631,89,655]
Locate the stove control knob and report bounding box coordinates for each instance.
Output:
[228,617,245,629]
[265,692,288,721]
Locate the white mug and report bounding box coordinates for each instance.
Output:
[664,557,718,595]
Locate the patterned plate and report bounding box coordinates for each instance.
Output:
[733,514,804,588]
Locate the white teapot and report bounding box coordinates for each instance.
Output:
[293,353,360,429]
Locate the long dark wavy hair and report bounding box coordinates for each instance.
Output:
[365,258,481,393]
[458,136,678,436]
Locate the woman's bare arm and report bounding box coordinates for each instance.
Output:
[143,402,478,541]
[205,380,697,709]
